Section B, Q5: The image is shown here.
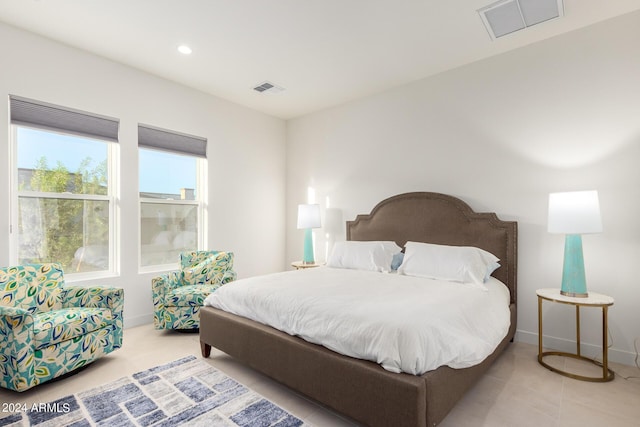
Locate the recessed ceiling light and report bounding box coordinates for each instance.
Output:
[177,45,192,55]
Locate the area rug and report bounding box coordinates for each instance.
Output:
[0,355,308,426]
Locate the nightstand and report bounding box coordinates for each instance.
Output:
[537,288,614,382]
[291,261,322,270]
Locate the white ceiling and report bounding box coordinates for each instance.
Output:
[1,0,639,119]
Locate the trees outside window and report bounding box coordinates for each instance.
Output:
[14,126,116,275]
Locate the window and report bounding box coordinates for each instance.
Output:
[10,96,119,277]
[138,124,206,270]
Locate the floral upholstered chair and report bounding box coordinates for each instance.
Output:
[0,263,124,392]
[152,250,236,330]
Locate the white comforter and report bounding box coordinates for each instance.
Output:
[204,267,511,375]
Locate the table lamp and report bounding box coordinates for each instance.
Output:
[297,204,321,264]
[548,190,602,297]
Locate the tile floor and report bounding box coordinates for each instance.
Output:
[1,324,639,426]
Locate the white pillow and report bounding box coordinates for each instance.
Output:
[397,241,500,289]
[327,241,401,273]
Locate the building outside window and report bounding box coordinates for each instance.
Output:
[138,124,207,270]
[10,96,119,277]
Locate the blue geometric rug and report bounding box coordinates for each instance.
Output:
[0,355,308,426]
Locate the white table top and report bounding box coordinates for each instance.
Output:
[536,288,614,306]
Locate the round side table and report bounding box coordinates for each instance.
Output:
[537,288,614,382]
[291,261,322,270]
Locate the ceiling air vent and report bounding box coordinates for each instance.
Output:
[252,81,285,94]
[478,0,564,40]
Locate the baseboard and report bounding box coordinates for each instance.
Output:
[124,313,153,329]
[515,329,638,367]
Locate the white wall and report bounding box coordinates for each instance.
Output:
[0,22,287,327]
[286,11,640,365]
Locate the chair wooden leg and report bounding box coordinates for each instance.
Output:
[200,340,211,358]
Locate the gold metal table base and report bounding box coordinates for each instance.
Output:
[538,351,614,382]
[537,289,615,383]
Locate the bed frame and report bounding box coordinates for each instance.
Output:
[200,192,517,426]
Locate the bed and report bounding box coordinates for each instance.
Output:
[200,192,517,426]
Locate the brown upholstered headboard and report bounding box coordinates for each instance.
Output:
[346,192,517,305]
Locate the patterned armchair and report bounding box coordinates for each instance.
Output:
[152,250,236,330]
[0,263,124,392]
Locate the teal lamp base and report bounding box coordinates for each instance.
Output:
[560,234,588,298]
[302,228,315,264]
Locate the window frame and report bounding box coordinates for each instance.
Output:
[9,124,119,281]
[138,148,207,273]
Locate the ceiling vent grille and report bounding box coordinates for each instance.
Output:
[252,81,285,94]
[478,0,564,40]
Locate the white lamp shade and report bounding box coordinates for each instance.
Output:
[297,204,321,229]
[548,190,602,234]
